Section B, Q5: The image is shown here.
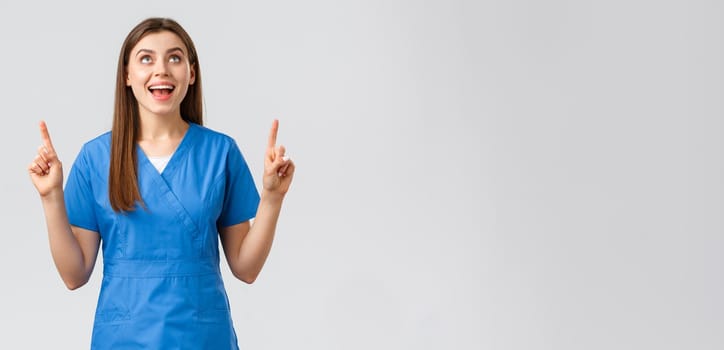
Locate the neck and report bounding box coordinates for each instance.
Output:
[138,112,189,141]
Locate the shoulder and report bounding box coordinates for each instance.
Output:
[78,131,112,157]
[192,123,235,142]
[190,124,252,170]
[191,123,242,153]
[72,131,111,175]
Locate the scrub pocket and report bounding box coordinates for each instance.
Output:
[94,276,132,325]
[196,273,232,324]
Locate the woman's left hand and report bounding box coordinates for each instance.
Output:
[262,119,295,196]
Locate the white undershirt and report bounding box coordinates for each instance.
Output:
[147,155,172,173]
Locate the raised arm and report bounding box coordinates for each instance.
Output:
[28,121,100,290]
[219,119,295,284]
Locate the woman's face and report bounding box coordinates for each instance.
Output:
[126,30,195,119]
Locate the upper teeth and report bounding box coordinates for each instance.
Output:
[150,85,174,90]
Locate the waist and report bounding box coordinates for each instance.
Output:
[103,259,219,278]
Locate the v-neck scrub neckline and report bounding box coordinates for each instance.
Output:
[147,155,172,173]
[136,123,197,177]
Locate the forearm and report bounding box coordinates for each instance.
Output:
[41,190,90,289]
[236,190,285,282]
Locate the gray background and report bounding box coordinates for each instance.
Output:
[1,0,722,349]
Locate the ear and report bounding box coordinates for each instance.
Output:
[189,64,196,86]
[125,71,131,87]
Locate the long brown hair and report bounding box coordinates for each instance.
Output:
[109,17,203,212]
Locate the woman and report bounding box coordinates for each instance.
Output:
[27,17,294,349]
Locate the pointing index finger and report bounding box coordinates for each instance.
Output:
[39,120,55,151]
[267,119,279,149]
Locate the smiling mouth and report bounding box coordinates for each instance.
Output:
[149,85,175,97]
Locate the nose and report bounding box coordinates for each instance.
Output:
[153,60,169,76]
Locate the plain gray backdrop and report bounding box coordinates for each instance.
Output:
[2,0,722,349]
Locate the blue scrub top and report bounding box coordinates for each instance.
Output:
[64,123,260,349]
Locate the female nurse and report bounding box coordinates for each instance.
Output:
[27,17,294,349]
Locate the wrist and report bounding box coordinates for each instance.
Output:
[260,189,285,204]
[40,187,64,203]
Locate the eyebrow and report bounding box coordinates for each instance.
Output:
[135,47,185,57]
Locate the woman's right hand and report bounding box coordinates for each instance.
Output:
[28,121,63,198]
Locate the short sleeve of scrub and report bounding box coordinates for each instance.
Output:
[64,147,99,232]
[217,141,260,228]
